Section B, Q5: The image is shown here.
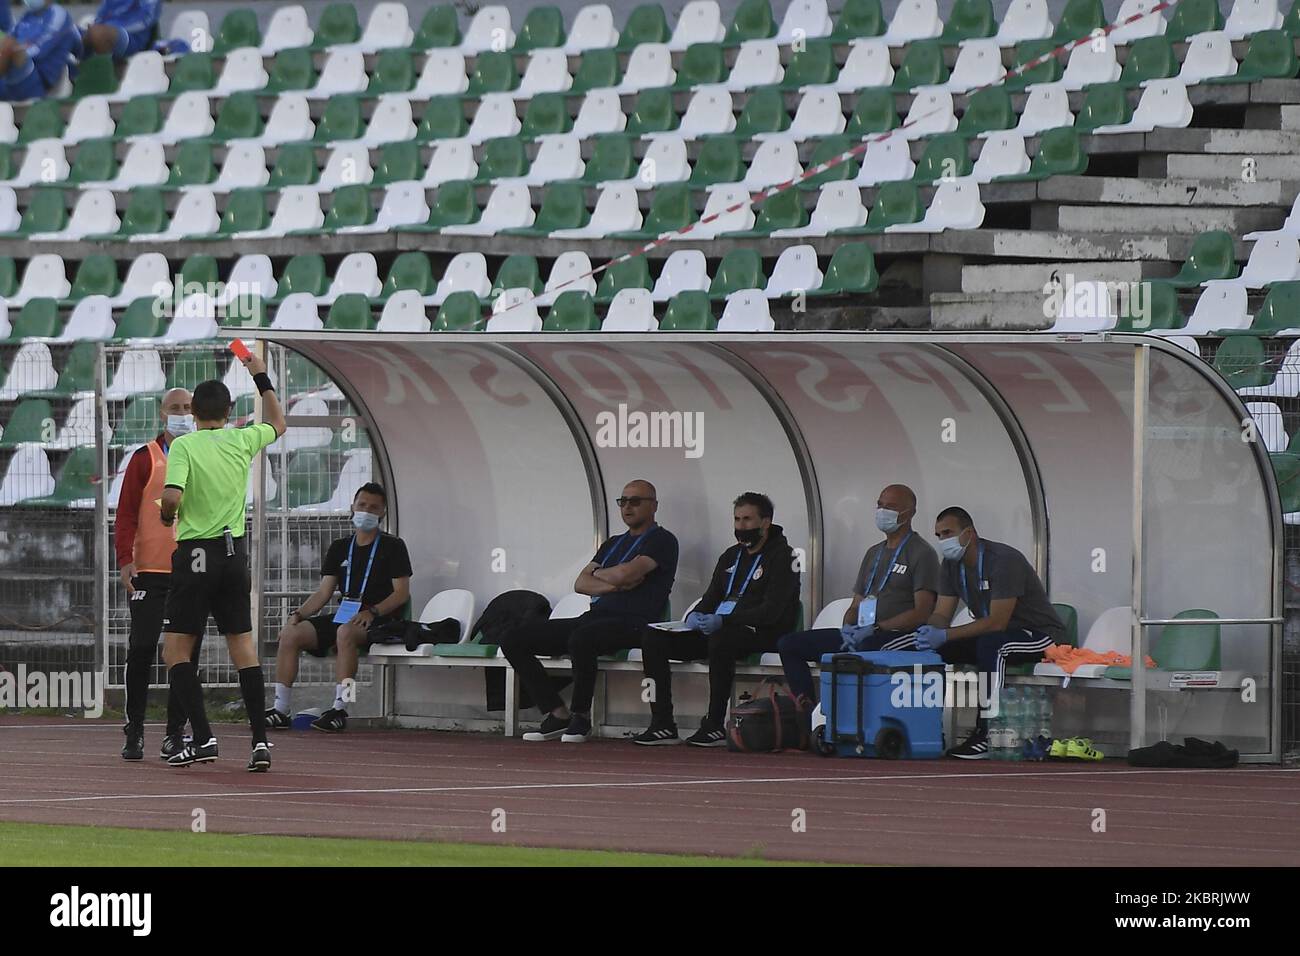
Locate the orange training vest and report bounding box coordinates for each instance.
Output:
[134,442,178,574]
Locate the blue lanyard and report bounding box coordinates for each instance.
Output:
[865,532,912,595]
[725,549,762,598]
[959,543,986,619]
[599,525,656,568]
[344,534,380,600]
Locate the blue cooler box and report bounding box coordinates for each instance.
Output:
[817,651,945,759]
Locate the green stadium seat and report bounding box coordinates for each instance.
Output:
[264,47,316,93]
[1166,0,1224,43]
[571,48,623,93]
[207,92,263,142]
[1169,231,1239,287]
[6,299,60,340]
[800,135,860,190]
[1217,30,1300,83]
[1113,280,1184,331]
[613,182,692,239]
[325,294,376,330]
[515,6,566,52]
[942,0,995,43]
[1152,609,1221,670]
[846,89,900,136]
[674,43,726,89]
[728,189,808,235]
[1003,41,1063,92]
[67,255,120,301]
[2,190,67,238]
[267,142,320,188]
[1050,604,1080,648]
[0,258,16,298]
[595,257,652,303]
[275,254,329,300]
[175,255,219,298]
[113,298,166,339]
[832,0,885,39]
[893,40,948,91]
[166,53,216,95]
[1118,36,1177,88]
[397,180,478,232]
[381,252,436,298]
[1212,335,1269,388]
[0,144,12,183]
[314,184,374,233]
[167,351,218,391]
[412,5,461,49]
[373,141,423,185]
[18,100,64,144]
[731,87,789,137]
[111,188,166,239]
[280,450,333,509]
[0,399,55,448]
[110,396,161,447]
[492,255,543,298]
[313,4,361,49]
[1074,83,1132,132]
[503,183,589,236]
[367,50,416,96]
[432,290,486,330]
[113,95,162,139]
[1287,0,1300,36]
[913,133,972,182]
[1272,453,1300,513]
[726,0,776,44]
[1052,0,1106,43]
[1005,127,1088,180]
[624,88,679,136]
[690,137,744,187]
[222,295,268,328]
[67,139,118,185]
[284,352,329,396]
[862,181,924,232]
[659,290,716,330]
[314,95,364,144]
[417,97,468,141]
[580,135,636,184]
[809,242,878,296]
[779,41,838,91]
[214,189,269,237]
[213,8,262,55]
[23,446,98,507]
[709,249,765,299]
[71,55,118,99]
[618,4,671,51]
[521,93,572,138]
[958,87,1016,136]
[467,51,520,96]
[542,290,601,330]
[1223,281,1300,336]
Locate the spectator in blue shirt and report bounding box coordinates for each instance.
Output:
[0,0,83,101]
[84,0,161,59]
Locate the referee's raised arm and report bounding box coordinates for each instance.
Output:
[241,351,287,438]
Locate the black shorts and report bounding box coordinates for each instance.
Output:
[162,536,252,637]
[306,613,404,657]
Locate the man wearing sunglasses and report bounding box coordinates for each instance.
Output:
[499,479,678,743]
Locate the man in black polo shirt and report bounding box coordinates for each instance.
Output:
[917,506,1065,759]
[499,479,678,744]
[634,491,800,746]
[264,482,412,734]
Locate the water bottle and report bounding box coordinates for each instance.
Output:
[1036,687,1053,744]
[987,707,1006,761]
[1002,687,1023,762]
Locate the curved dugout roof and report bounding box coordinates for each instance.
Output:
[252,332,1281,663]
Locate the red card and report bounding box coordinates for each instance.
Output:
[229,339,251,361]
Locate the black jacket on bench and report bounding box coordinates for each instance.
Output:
[694,524,801,642]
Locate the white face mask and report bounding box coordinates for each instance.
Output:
[939,530,969,561]
[166,414,195,436]
[875,508,901,533]
[352,511,381,532]
[23,0,44,11]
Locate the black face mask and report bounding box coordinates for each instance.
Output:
[736,527,763,546]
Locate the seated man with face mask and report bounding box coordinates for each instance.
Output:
[264,483,412,734]
[777,483,940,708]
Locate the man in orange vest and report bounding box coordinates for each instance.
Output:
[115,387,198,761]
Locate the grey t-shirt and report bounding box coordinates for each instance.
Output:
[938,539,1065,641]
[853,532,941,625]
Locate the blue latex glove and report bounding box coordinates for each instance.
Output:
[839,623,874,651]
[915,625,948,651]
[697,613,724,635]
[684,611,708,631]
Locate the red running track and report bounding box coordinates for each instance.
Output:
[1,718,1296,865]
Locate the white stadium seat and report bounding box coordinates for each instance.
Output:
[146,92,214,144]
[1212,236,1300,288]
[423,139,478,186]
[572,90,627,136]
[316,144,374,193]
[565,5,618,54]
[679,185,753,238]
[167,10,211,54]
[10,139,68,188]
[431,253,492,305]
[718,290,775,331]
[255,95,314,147]
[1111,0,1167,44]
[357,3,414,52]
[486,289,543,332]
[99,140,167,191]
[271,293,324,331]
[1095,79,1192,133]
[942,40,1006,94]
[218,254,276,306]
[652,250,710,301]
[64,96,114,144]
[416,50,469,97]
[620,135,689,189]
[261,5,313,55]
[49,396,102,450]
[462,7,514,54]
[902,90,958,137]
[521,135,584,185]
[342,182,429,234]
[109,50,167,101]
[1016,83,1074,136]
[669,1,725,51]
[215,48,268,95]
[1061,43,1122,91]
[765,245,823,297]
[672,88,735,138]
[601,288,658,331]
[322,253,383,304]
[0,447,55,506]
[518,50,573,98]
[773,182,868,237]
[466,94,522,144]
[619,43,676,93]
[160,293,220,342]
[112,253,172,307]
[777,0,833,43]
[1155,283,1249,334]
[537,251,596,306]
[836,39,893,91]
[888,177,986,233]
[855,138,916,184]
[106,349,166,398]
[12,254,70,305]
[377,290,431,332]
[1224,0,1283,41]
[0,343,58,400]
[443,183,535,236]
[357,96,417,146]
[726,41,783,91]
[996,0,1053,45]
[781,88,846,141]
[741,139,802,191]
[210,142,270,191]
[1178,32,1238,84]
[133,188,219,241]
[884,0,942,45]
[551,184,640,238]
[1246,401,1288,452]
[309,49,368,98]
[972,133,1032,182]
[31,189,118,242]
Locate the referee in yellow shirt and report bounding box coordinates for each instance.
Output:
[159,351,285,771]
